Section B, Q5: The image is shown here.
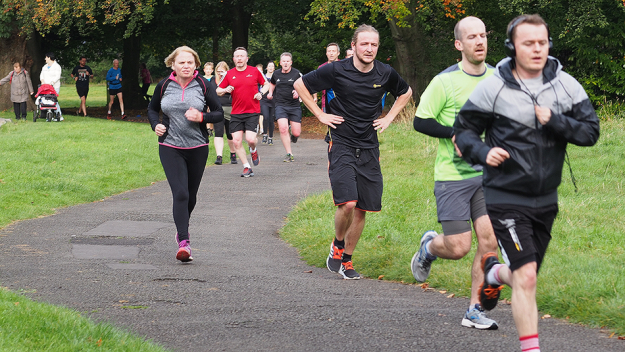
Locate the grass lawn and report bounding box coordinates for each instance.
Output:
[280,117,625,336]
[0,90,169,350]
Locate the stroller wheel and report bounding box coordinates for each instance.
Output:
[46,110,53,122]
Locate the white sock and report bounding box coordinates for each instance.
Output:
[243,163,250,168]
[108,111,111,114]
[486,263,504,285]
[425,241,434,257]
[121,111,125,115]
[249,147,256,153]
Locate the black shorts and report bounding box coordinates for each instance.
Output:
[230,113,259,134]
[487,203,558,273]
[275,105,302,123]
[77,86,89,98]
[109,88,122,95]
[328,143,382,212]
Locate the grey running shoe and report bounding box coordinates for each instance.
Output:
[268,137,273,145]
[241,167,254,177]
[326,241,344,273]
[262,135,268,144]
[479,252,503,310]
[461,304,498,330]
[339,261,361,279]
[284,153,294,162]
[214,155,223,165]
[411,230,438,282]
[251,149,260,166]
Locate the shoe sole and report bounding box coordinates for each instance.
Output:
[176,249,193,262]
[241,173,254,177]
[339,270,361,280]
[461,318,498,330]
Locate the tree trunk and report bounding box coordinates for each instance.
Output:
[230,3,252,50]
[212,25,220,64]
[388,19,431,104]
[0,28,39,112]
[121,34,145,109]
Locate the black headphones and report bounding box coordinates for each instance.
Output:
[504,16,553,57]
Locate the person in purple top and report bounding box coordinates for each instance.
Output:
[148,46,223,262]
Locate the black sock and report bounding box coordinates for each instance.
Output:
[342,253,352,263]
[334,238,345,249]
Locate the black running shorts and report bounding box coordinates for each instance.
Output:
[328,143,382,212]
[487,203,558,273]
[230,113,259,134]
[109,88,122,96]
[76,86,89,98]
[275,105,302,123]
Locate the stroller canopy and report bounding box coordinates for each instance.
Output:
[35,84,58,97]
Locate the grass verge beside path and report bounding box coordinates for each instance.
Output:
[280,118,625,336]
[0,113,164,228]
[0,112,169,351]
[0,288,168,351]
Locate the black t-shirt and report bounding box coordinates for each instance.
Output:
[270,68,302,107]
[302,58,410,148]
[71,65,93,89]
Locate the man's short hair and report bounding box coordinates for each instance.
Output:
[234,47,248,54]
[79,56,87,61]
[327,43,340,52]
[280,52,292,60]
[45,52,55,61]
[164,46,201,69]
[507,14,548,42]
[351,24,379,45]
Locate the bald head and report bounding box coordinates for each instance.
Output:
[454,16,485,40]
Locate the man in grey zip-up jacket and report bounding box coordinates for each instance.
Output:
[454,14,599,352]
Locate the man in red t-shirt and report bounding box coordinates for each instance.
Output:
[315,43,340,113]
[217,47,269,177]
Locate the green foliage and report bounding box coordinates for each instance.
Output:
[497,0,625,105]
[281,118,625,335]
[0,111,164,229]
[0,288,169,351]
[0,0,157,40]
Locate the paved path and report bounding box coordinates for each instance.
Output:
[0,139,621,351]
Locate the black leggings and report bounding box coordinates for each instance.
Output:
[260,101,275,137]
[159,144,208,242]
[13,102,27,119]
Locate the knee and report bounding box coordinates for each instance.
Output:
[514,264,538,291]
[444,236,471,259]
[339,201,357,212]
[279,125,289,134]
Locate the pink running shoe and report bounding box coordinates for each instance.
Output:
[176,240,193,262]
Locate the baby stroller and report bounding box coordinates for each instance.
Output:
[34,84,60,122]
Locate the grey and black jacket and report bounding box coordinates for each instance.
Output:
[454,57,600,207]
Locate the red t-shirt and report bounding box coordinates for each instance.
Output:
[218,66,267,114]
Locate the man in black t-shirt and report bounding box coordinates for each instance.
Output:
[70,56,94,117]
[268,52,303,162]
[294,24,412,279]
